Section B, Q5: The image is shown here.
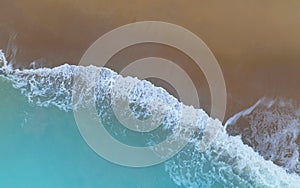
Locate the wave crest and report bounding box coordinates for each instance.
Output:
[1,51,300,187]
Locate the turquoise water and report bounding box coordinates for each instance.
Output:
[1,51,300,187]
[0,78,180,188]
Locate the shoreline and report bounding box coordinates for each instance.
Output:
[1,0,300,119]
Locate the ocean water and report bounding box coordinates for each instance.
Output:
[1,50,300,188]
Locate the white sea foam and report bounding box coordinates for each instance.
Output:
[0,51,300,187]
[226,97,300,176]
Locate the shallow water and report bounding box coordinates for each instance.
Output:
[1,53,300,187]
[0,77,181,188]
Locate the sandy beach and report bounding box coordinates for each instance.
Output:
[1,0,300,119]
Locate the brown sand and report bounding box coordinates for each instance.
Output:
[0,0,300,120]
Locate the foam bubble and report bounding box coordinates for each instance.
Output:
[166,116,300,187]
[226,97,300,175]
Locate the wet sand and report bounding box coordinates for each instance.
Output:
[1,0,300,120]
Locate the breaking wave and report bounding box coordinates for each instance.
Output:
[0,50,300,187]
